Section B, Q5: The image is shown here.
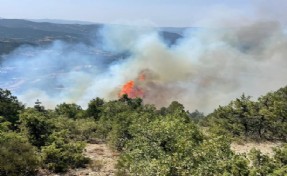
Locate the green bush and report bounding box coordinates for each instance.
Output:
[117,113,206,175]
[207,86,287,141]
[55,103,84,119]
[0,132,40,176]
[50,116,97,141]
[0,86,286,175]
[42,132,90,172]
[86,97,104,120]
[0,116,11,132]
[272,144,287,175]
[248,148,275,171]
[20,108,54,148]
[0,88,24,128]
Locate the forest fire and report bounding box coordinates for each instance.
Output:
[119,72,146,98]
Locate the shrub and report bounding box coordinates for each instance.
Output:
[20,108,54,148]
[41,136,90,172]
[55,103,84,119]
[0,132,40,176]
[0,88,24,128]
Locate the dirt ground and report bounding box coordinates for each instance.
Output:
[70,142,119,176]
[39,142,119,176]
[231,141,282,156]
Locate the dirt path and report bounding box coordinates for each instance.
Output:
[37,141,120,176]
[38,142,119,176]
[71,142,119,176]
[231,141,282,156]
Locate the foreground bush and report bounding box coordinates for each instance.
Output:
[248,145,287,176]
[0,88,24,128]
[20,108,54,148]
[207,86,287,141]
[51,117,97,141]
[41,131,90,172]
[116,113,251,175]
[0,132,40,176]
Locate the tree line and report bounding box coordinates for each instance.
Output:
[0,87,286,175]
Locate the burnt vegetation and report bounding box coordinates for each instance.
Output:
[0,86,286,175]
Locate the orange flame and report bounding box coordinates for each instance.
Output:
[119,73,146,98]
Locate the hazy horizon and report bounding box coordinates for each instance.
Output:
[0,0,286,27]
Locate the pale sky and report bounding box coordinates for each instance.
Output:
[0,0,286,27]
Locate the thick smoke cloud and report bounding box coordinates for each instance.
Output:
[1,21,287,113]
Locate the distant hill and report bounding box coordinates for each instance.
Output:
[0,19,184,56]
[28,19,97,25]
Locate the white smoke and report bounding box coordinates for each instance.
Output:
[1,20,287,112]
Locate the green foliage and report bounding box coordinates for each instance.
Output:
[96,98,157,151]
[0,116,11,132]
[20,108,54,148]
[248,148,276,175]
[55,102,84,119]
[207,87,287,141]
[189,109,205,124]
[51,116,97,141]
[34,99,45,112]
[167,101,185,114]
[95,100,132,140]
[227,154,250,176]
[245,145,287,176]
[86,97,104,120]
[42,137,89,172]
[119,94,143,110]
[273,144,287,175]
[0,86,286,175]
[0,132,40,176]
[117,113,241,175]
[257,87,287,140]
[0,88,24,128]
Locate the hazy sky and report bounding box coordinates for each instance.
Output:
[0,0,286,26]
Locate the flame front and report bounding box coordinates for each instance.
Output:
[119,72,147,98]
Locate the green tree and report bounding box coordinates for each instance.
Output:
[208,104,243,138]
[0,88,24,128]
[86,97,104,120]
[118,113,204,175]
[232,94,256,139]
[189,109,205,124]
[34,99,45,112]
[0,132,40,176]
[20,108,54,148]
[167,101,185,114]
[55,103,83,119]
[50,116,97,141]
[258,86,287,140]
[248,148,276,175]
[41,130,90,172]
[0,116,11,132]
[273,144,287,174]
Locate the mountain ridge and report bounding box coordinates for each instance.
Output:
[0,19,185,56]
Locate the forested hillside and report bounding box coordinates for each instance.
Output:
[0,19,183,56]
[0,86,286,176]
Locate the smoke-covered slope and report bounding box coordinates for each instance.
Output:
[0,19,286,113]
[0,19,183,55]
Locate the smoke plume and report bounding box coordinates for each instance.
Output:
[1,20,287,112]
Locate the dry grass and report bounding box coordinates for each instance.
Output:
[93,148,105,155]
[89,159,105,172]
[231,141,282,156]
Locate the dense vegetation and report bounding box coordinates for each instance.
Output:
[0,86,286,175]
[207,87,287,141]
